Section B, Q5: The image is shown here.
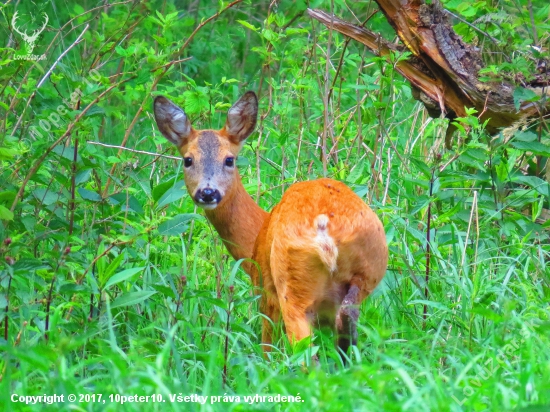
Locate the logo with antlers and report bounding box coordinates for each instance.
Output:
[11,11,49,56]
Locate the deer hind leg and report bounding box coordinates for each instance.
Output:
[335,284,361,359]
[279,293,315,345]
[272,252,326,348]
[260,293,280,352]
[254,263,281,352]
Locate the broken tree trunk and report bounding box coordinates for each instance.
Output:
[308,1,549,148]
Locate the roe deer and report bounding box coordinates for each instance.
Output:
[153,91,388,358]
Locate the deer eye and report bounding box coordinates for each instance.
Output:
[184,157,193,168]
[225,157,235,167]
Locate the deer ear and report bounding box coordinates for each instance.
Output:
[153,96,192,147]
[223,91,258,144]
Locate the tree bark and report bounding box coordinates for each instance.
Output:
[308,1,549,147]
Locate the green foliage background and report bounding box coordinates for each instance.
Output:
[0,0,549,411]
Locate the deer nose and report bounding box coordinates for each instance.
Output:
[196,188,221,205]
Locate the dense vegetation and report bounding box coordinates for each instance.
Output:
[0,0,549,410]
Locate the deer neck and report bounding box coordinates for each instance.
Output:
[204,172,269,265]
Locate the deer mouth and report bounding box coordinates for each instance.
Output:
[197,201,219,210]
[194,188,222,209]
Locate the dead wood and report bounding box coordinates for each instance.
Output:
[308,3,549,147]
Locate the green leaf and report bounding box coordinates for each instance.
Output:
[155,10,166,23]
[19,216,35,233]
[58,283,89,294]
[72,4,85,15]
[151,284,176,299]
[115,45,128,56]
[75,169,92,185]
[157,214,202,236]
[182,89,209,115]
[431,177,441,195]
[111,290,157,309]
[514,131,537,142]
[101,253,125,287]
[346,163,365,184]
[0,147,17,160]
[513,87,540,111]
[511,141,550,156]
[0,205,14,221]
[262,29,277,42]
[151,34,166,46]
[236,20,258,32]
[285,28,308,35]
[406,226,426,246]
[32,189,60,206]
[85,106,105,117]
[354,185,368,198]
[152,178,183,202]
[53,145,79,161]
[105,267,145,289]
[409,158,432,178]
[513,175,550,198]
[78,188,102,202]
[156,186,188,209]
[166,11,179,22]
[470,305,504,322]
[107,156,122,164]
[135,70,150,85]
[458,148,486,169]
[411,195,431,215]
[0,191,16,202]
[109,193,144,215]
[13,258,49,273]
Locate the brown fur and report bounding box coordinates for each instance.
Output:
[153,92,388,357]
[251,178,388,351]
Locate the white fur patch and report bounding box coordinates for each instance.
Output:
[314,214,338,273]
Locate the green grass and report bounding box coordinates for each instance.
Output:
[1,0,549,411]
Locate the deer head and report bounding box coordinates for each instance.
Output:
[11,11,49,55]
[153,92,258,210]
